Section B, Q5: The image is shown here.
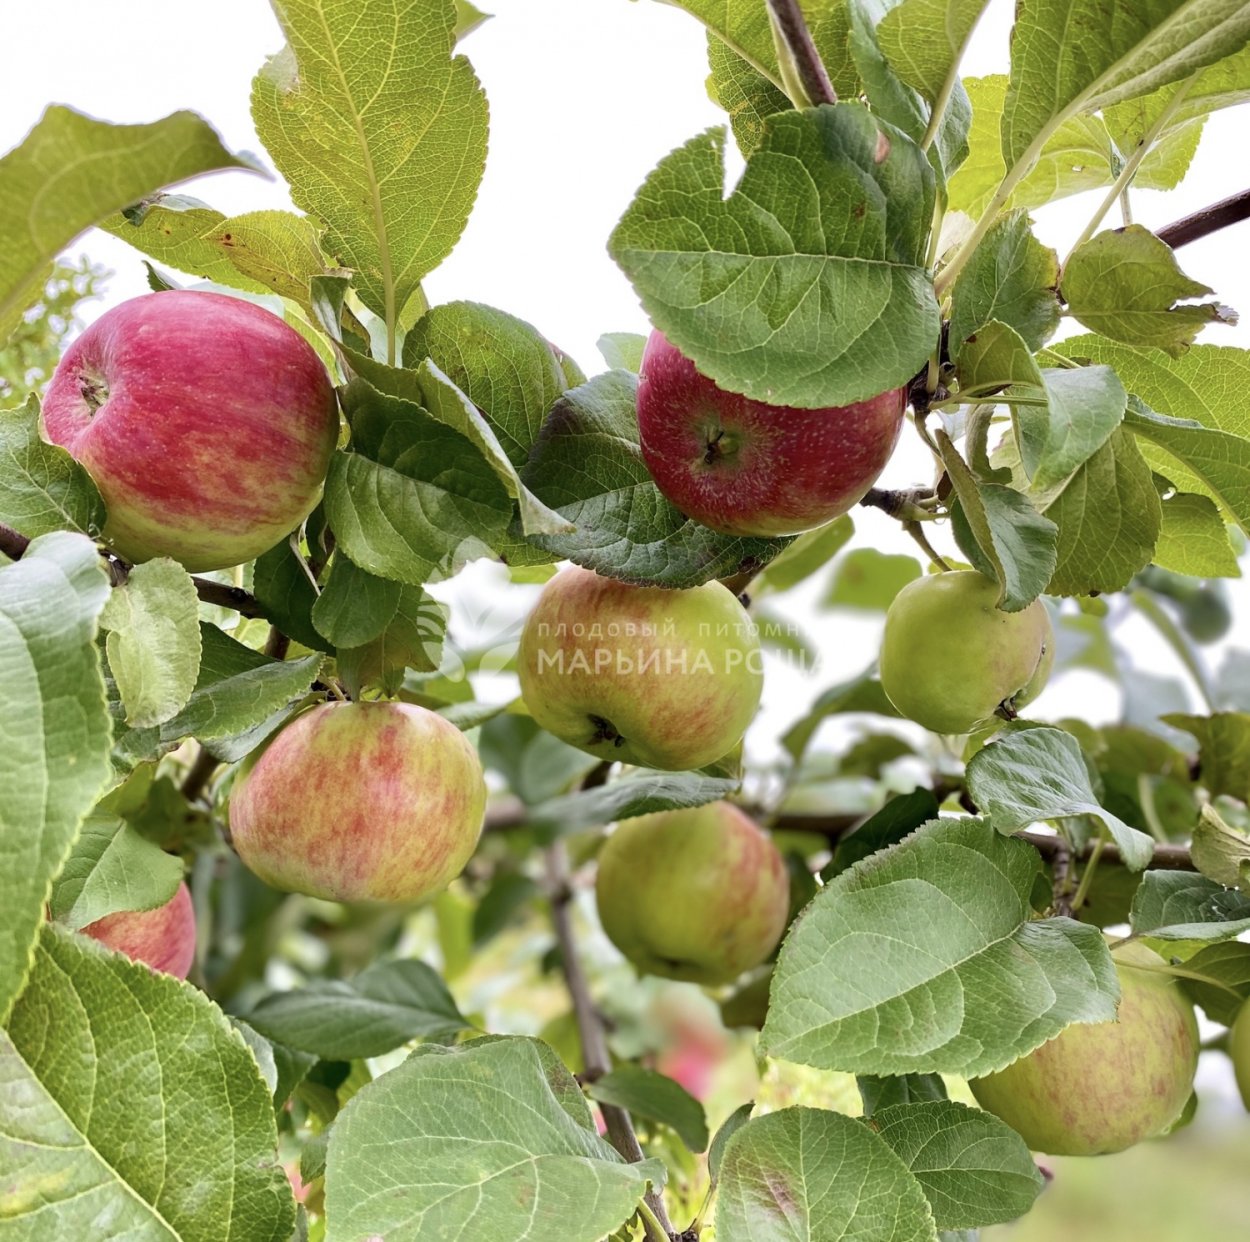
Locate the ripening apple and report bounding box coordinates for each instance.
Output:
[80,880,196,979]
[595,801,789,986]
[42,290,339,572]
[517,565,763,770]
[636,330,906,537]
[879,570,1053,734]
[1230,996,1250,1110]
[229,701,486,903]
[969,942,1199,1155]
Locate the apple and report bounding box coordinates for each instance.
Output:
[42,290,339,572]
[80,880,196,979]
[595,801,789,986]
[879,570,1053,734]
[969,942,1199,1155]
[228,701,486,903]
[1230,996,1250,1110]
[636,329,906,537]
[517,565,763,770]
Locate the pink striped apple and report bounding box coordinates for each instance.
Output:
[81,880,197,979]
[42,290,338,572]
[595,801,789,985]
[517,565,763,771]
[637,330,906,537]
[228,701,486,904]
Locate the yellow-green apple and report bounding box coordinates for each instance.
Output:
[1230,996,1250,1110]
[80,880,196,978]
[637,330,906,537]
[42,290,338,572]
[229,701,486,903]
[879,570,1053,734]
[595,801,789,985]
[517,565,763,770]
[970,942,1199,1155]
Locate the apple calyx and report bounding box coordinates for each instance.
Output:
[78,369,109,415]
[588,714,625,749]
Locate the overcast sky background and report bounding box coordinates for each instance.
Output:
[4,0,1249,749]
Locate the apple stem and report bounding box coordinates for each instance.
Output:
[765,0,837,108]
[903,520,951,571]
[1069,831,1108,914]
[544,836,679,1240]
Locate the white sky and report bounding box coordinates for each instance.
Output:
[4,0,1249,736]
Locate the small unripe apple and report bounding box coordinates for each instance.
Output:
[229,701,486,903]
[879,570,1053,734]
[969,942,1199,1155]
[637,330,905,537]
[1230,996,1250,1110]
[517,565,763,771]
[42,290,339,572]
[80,880,196,979]
[595,801,789,986]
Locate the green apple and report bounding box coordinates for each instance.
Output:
[517,565,763,770]
[229,701,486,903]
[80,881,196,979]
[1230,995,1250,1110]
[879,570,1053,734]
[969,942,1199,1155]
[594,801,789,986]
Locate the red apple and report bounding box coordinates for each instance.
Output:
[595,801,789,985]
[80,880,196,979]
[229,701,486,903]
[637,330,906,537]
[42,290,339,572]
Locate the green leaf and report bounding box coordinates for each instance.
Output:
[403,300,570,469]
[588,1066,709,1152]
[1123,398,1250,531]
[4,925,293,1239]
[252,536,329,653]
[877,0,992,103]
[948,212,1060,352]
[246,960,469,1060]
[519,370,789,587]
[1129,870,1250,941]
[857,1073,948,1116]
[715,1107,938,1242]
[756,515,854,593]
[524,773,741,841]
[781,665,901,763]
[1153,491,1240,577]
[0,105,255,343]
[954,318,1044,393]
[1001,0,1250,168]
[0,533,112,1020]
[252,0,487,341]
[0,397,104,537]
[1187,802,1250,891]
[938,430,1056,611]
[1064,226,1235,355]
[1042,427,1162,596]
[1178,940,1250,1024]
[1017,366,1127,493]
[336,582,447,697]
[825,788,941,880]
[325,379,513,585]
[48,813,183,931]
[966,727,1154,870]
[98,193,272,292]
[761,816,1119,1075]
[1162,714,1250,803]
[609,104,939,408]
[478,714,601,806]
[596,332,648,374]
[706,33,792,158]
[100,558,202,727]
[313,552,403,647]
[708,1102,754,1184]
[868,1100,1044,1229]
[204,209,328,310]
[324,1037,664,1241]
[825,547,922,610]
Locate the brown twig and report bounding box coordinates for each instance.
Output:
[180,745,221,803]
[766,0,837,106]
[544,838,676,1241]
[0,519,267,618]
[1050,837,1073,916]
[1156,187,1250,251]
